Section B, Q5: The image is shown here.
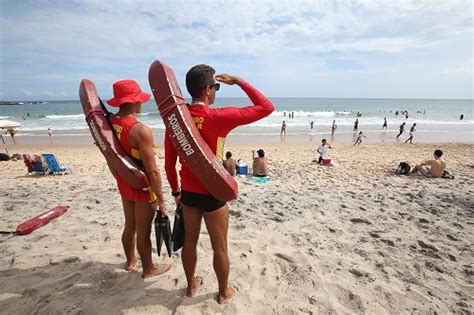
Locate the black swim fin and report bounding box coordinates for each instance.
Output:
[154,211,172,257]
[172,205,185,252]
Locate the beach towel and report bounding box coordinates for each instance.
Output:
[251,176,271,184]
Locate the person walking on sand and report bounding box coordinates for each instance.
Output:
[405,123,416,144]
[223,151,236,176]
[382,118,387,130]
[331,120,337,135]
[411,149,446,177]
[353,118,359,132]
[47,128,53,144]
[7,128,16,144]
[396,122,406,139]
[164,64,274,304]
[280,120,287,140]
[354,131,366,146]
[107,79,171,279]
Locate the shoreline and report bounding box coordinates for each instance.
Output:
[3,129,474,147]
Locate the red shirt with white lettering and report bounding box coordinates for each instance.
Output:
[164,80,274,195]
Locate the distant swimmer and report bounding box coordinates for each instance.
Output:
[331,120,337,135]
[382,118,387,130]
[353,118,359,132]
[405,123,416,144]
[354,131,366,146]
[460,114,464,120]
[310,120,314,130]
[396,122,406,139]
[405,112,409,119]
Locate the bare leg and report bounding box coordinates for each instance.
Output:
[135,201,171,278]
[181,205,204,297]
[411,165,420,174]
[204,205,236,304]
[121,199,137,271]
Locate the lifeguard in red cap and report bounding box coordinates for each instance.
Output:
[107,79,171,278]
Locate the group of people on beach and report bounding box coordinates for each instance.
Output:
[103,64,273,305]
[222,149,269,177]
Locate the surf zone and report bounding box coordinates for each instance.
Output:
[168,113,195,156]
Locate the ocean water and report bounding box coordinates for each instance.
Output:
[0,98,473,143]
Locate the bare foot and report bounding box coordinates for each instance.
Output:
[142,263,171,279]
[186,276,203,298]
[124,257,137,271]
[217,287,236,305]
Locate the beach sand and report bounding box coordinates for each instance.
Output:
[0,142,472,314]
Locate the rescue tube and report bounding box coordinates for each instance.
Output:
[148,60,238,201]
[79,79,149,190]
[16,206,69,235]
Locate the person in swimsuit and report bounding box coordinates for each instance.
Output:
[164,64,274,304]
[396,122,406,139]
[223,151,236,176]
[280,120,287,140]
[107,80,170,279]
[405,123,416,144]
[354,131,366,146]
[353,118,359,132]
[252,149,268,176]
[411,149,446,177]
[382,118,387,130]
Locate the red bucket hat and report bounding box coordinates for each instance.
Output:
[107,80,151,107]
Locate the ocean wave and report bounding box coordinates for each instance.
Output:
[46,114,85,119]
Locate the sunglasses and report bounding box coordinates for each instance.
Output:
[209,83,220,91]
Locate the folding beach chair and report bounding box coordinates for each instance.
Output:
[23,154,47,175]
[41,153,71,175]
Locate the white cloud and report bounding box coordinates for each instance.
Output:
[0,0,472,99]
[19,88,33,96]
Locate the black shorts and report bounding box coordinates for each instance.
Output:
[180,190,226,212]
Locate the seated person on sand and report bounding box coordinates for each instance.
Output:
[252,149,268,177]
[316,138,331,163]
[223,151,236,176]
[411,149,446,178]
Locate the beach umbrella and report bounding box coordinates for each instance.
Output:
[0,119,21,155]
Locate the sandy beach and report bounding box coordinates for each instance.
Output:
[0,141,473,314]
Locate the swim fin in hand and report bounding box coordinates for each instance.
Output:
[154,211,172,257]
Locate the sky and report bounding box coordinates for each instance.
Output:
[0,0,472,100]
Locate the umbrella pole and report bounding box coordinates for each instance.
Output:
[1,134,9,156]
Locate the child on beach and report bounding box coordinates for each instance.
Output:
[316,139,332,163]
[354,131,366,146]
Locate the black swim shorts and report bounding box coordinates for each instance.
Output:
[180,190,226,212]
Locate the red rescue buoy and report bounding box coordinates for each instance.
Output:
[16,206,69,235]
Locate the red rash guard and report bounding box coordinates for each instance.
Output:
[164,80,274,195]
[109,115,152,202]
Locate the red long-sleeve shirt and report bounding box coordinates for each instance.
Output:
[164,80,274,195]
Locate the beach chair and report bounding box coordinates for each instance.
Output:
[41,153,71,175]
[23,154,47,175]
